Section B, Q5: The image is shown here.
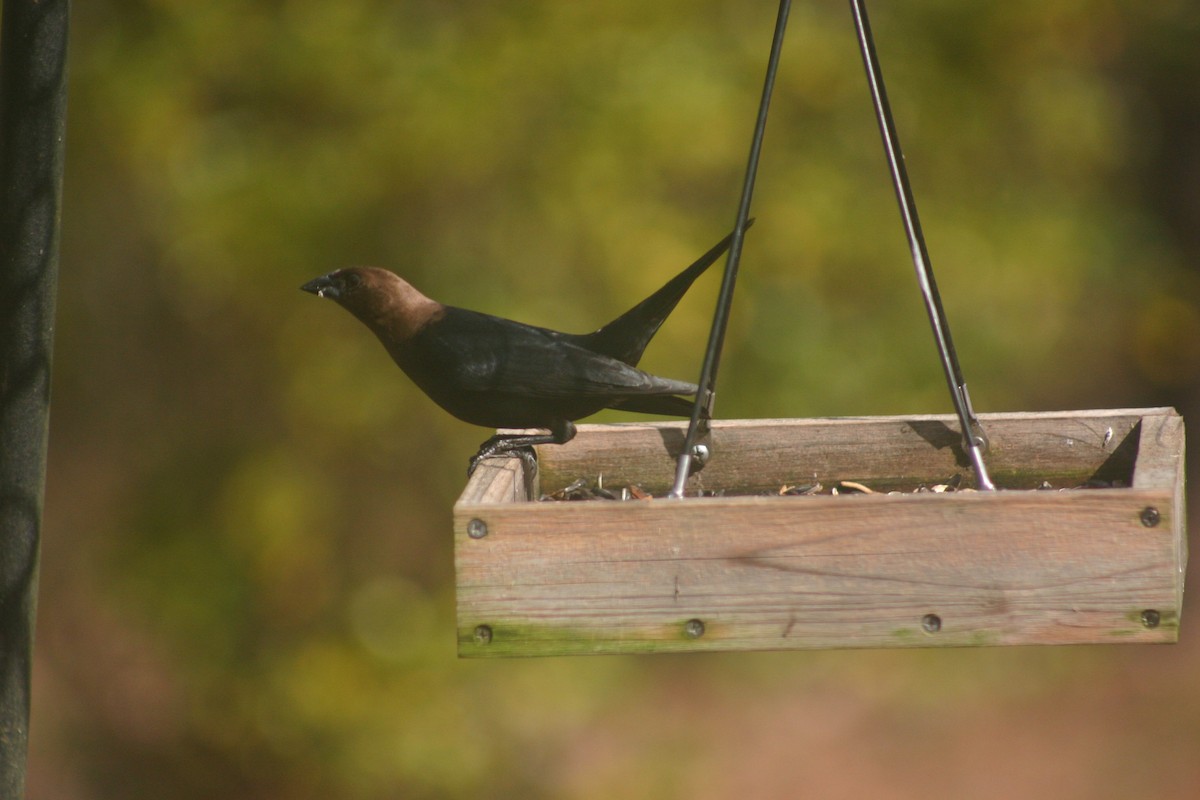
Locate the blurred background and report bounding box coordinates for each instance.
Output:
[22,0,1200,797]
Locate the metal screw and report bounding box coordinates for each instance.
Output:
[1140,507,1161,528]
[467,518,488,539]
[473,624,493,644]
[684,618,706,639]
[1140,610,1160,629]
[921,613,942,633]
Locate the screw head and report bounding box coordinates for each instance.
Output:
[683,618,706,639]
[1140,610,1161,629]
[1140,507,1161,528]
[921,613,942,633]
[473,624,493,644]
[467,518,488,539]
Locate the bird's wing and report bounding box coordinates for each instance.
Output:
[480,338,695,399]
[427,310,696,399]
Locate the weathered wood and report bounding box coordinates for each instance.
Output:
[459,457,535,505]
[1130,410,1188,616]
[531,408,1160,495]
[1132,410,1185,490]
[454,408,1185,656]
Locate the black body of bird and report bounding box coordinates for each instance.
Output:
[301,223,751,472]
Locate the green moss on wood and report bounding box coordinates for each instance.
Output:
[457,620,723,658]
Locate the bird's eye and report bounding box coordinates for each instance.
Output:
[343,272,363,291]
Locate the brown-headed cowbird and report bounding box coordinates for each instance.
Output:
[301,223,751,472]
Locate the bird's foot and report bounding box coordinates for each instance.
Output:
[512,446,538,476]
[467,442,538,477]
[467,424,572,477]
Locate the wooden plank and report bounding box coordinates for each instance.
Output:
[533,409,1161,495]
[457,456,535,505]
[1131,409,1188,614]
[454,409,1186,656]
[1132,409,1185,490]
[455,490,1179,655]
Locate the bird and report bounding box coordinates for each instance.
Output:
[301,222,752,474]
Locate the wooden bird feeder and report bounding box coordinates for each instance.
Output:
[453,5,1188,657]
[454,408,1186,657]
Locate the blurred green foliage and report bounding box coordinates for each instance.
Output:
[25,1,1200,798]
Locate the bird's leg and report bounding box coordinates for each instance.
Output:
[467,420,577,476]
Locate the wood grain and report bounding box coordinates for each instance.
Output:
[532,409,1163,495]
[458,457,534,505]
[454,409,1186,656]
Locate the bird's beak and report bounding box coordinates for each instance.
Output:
[301,275,339,299]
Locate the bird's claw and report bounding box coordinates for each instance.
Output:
[467,445,538,478]
[512,446,538,476]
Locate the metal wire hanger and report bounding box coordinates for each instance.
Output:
[670,0,995,496]
[850,0,994,490]
[668,0,791,498]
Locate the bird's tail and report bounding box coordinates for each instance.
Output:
[582,219,755,366]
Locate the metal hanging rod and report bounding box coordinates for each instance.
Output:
[849,0,995,490]
[669,0,792,498]
[670,0,993,495]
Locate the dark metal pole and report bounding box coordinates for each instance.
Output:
[0,1,70,795]
[669,0,790,498]
[848,0,994,490]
